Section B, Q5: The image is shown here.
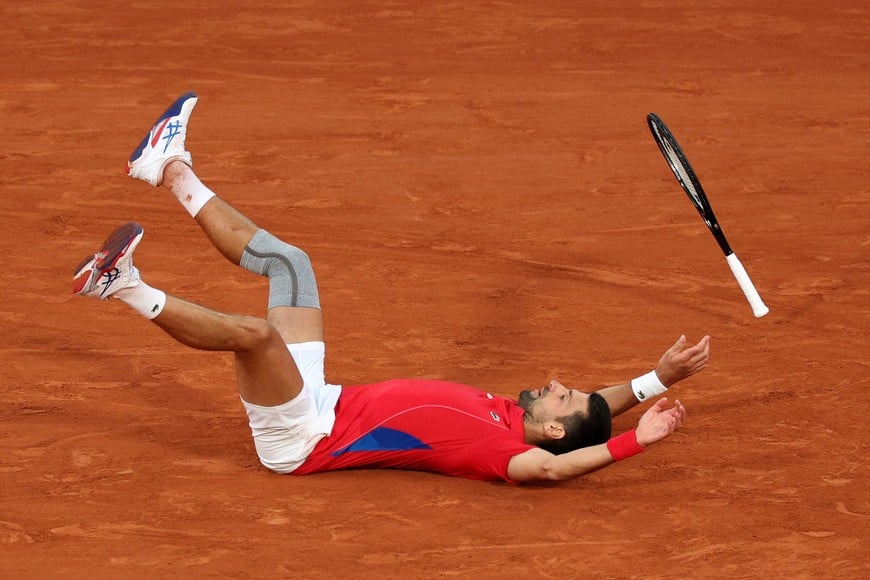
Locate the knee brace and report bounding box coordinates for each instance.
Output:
[240,230,320,309]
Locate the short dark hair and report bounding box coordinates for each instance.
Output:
[537,392,612,455]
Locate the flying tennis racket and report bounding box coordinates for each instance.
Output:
[647,113,769,318]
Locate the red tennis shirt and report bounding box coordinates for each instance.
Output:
[294,378,535,482]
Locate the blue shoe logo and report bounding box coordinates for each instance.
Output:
[161,120,183,153]
[100,268,121,297]
[149,118,183,154]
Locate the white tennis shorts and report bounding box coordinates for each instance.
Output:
[241,341,341,474]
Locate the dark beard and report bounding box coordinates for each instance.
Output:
[517,389,536,413]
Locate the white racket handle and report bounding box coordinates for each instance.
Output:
[725,253,769,318]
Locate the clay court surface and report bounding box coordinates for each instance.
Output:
[2,1,867,577]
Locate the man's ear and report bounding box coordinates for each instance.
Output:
[544,421,565,441]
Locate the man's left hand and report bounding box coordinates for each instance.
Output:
[635,397,687,446]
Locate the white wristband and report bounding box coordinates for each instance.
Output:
[630,370,667,402]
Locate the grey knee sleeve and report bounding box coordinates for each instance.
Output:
[240,230,320,309]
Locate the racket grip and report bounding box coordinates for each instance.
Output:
[725,253,769,318]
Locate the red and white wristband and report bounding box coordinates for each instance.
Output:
[630,370,667,402]
[606,429,645,461]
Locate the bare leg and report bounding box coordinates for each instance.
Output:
[73,220,304,406]
[154,295,304,407]
[115,95,317,408]
[162,160,323,344]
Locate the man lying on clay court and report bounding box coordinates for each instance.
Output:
[73,92,710,484]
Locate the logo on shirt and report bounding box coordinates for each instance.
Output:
[490,411,501,422]
[332,427,432,456]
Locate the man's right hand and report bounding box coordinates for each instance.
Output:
[654,335,711,387]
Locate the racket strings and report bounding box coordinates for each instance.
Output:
[657,129,702,206]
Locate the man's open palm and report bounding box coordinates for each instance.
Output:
[655,335,710,387]
[635,398,687,446]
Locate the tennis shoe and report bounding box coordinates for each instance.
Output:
[126,91,198,186]
[73,222,144,300]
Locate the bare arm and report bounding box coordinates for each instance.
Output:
[597,335,710,417]
[507,398,687,483]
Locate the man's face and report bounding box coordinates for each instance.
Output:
[518,380,590,423]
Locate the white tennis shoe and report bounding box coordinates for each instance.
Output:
[126,91,198,186]
[73,222,144,300]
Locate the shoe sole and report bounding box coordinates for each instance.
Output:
[127,91,198,170]
[72,222,144,294]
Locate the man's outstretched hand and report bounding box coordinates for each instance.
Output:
[655,335,711,387]
[635,398,687,446]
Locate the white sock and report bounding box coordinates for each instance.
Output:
[115,281,167,320]
[168,168,216,218]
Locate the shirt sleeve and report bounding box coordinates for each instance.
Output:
[458,435,536,482]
